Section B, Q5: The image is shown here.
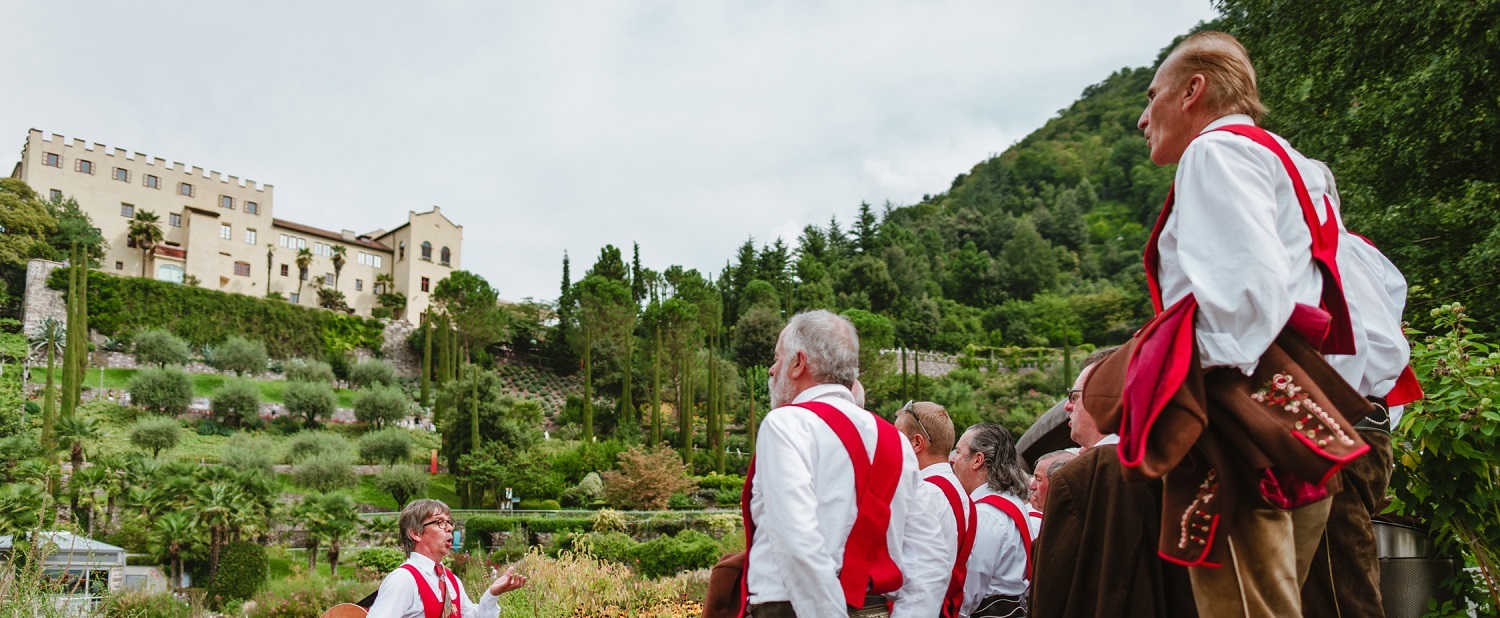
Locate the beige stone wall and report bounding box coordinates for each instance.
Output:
[380,206,464,321]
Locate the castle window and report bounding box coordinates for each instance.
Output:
[120,203,135,218]
[113,168,130,182]
[145,174,160,189]
[440,246,451,266]
[76,159,94,175]
[233,262,251,277]
[179,182,194,197]
[421,277,430,292]
[420,241,432,261]
[398,241,405,261]
[49,189,61,201]
[245,229,257,244]
[281,264,289,277]
[220,224,232,240]
[323,273,334,286]
[245,201,258,215]
[355,279,363,291]
[44,153,60,167]
[220,195,234,209]
[114,261,123,271]
[157,264,185,284]
[169,213,182,227]
[290,292,300,303]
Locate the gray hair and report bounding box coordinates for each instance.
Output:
[398,499,450,553]
[780,310,860,387]
[1043,451,1077,478]
[1082,345,1120,370]
[968,424,1030,500]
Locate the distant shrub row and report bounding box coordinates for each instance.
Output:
[49,268,384,358]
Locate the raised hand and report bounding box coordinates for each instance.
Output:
[486,565,528,596]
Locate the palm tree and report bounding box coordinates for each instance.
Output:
[56,415,99,523]
[70,465,108,534]
[29,318,66,452]
[295,247,314,303]
[193,482,237,580]
[374,273,394,295]
[331,245,348,289]
[0,483,49,535]
[150,511,195,593]
[127,210,164,278]
[317,492,359,578]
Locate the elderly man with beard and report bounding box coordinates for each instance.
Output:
[743,309,947,617]
[366,499,527,618]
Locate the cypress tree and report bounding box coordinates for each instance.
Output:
[582,324,593,443]
[420,320,431,408]
[60,245,78,420]
[651,305,662,445]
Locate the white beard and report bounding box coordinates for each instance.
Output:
[769,368,795,410]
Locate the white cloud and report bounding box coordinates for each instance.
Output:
[0,0,1216,302]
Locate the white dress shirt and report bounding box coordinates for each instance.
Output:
[366,552,499,618]
[747,384,948,617]
[961,487,1036,616]
[920,464,970,569]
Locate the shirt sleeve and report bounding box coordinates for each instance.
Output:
[1174,135,1292,375]
[889,464,950,617]
[459,580,501,618]
[755,412,847,617]
[366,569,416,618]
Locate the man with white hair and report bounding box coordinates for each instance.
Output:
[742,309,947,617]
[366,499,527,618]
[1027,451,1075,514]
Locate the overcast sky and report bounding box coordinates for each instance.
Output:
[0,1,1216,303]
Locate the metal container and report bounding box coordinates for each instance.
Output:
[1374,521,1455,618]
[1375,520,1433,558]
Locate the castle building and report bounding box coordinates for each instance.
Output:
[10,129,462,321]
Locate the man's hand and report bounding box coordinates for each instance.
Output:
[486,565,527,596]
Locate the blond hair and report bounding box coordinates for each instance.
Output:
[1167,31,1267,123]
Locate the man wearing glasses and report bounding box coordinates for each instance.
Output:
[894,401,971,618]
[367,499,528,618]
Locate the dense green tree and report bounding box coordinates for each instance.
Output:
[129,416,180,457]
[354,385,409,429]
[133,329,191,368]
[358,428,415,466]
[210,336,268,377]
[284,381,336,424]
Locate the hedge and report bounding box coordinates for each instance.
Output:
[206,541,269,605]
[462,516,595,551]
[50,268,383,359]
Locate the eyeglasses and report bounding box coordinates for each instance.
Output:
[422,518,455,530]
[1066,389,1084,404]
[901,400,932,443]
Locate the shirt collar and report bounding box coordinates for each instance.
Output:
[920,463,956,478]
[1203,113,1256,133]
[1094,434,1121,447]
[407,552,437,574]
[970,484,998,501]
[792,383,856,405]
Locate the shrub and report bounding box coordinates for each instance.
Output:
[196,418,234,436]
[348,359,397,389]
[353,385,409,429]
[220,434,278,475]
[354,547,406,579]
[283,431,351,463]
[358,428,414,465]
[464,516,524,551]
[131,328,191,368]
[127,367,193,415]
[590,508,627,533]
[292,452,357,492]
[249,576,371,618]
[284,358,336,383]
[519,498,562,511]
[100,590,192,617]
[696,473,746,492]
[601,445,698,511]
[631,530,722,578]
[210,379,262,426]
[128,416,180,457]
[284,380,336,423]
[373,466,429,506]
[568,531,638,564]
[210,336,268,377]
[560,472,606,508]
[206,540,268,606]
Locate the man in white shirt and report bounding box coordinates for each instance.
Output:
[894,400,970,617]
[367,499,527,618]
[1136,31,1398,617]
[746,310,948,617]
[951,423,1035,617]
[1027,451,1075,514]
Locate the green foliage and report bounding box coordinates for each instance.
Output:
[284,358,336,384]
[206,540,269,605]
[358,428,415,466]
[1390,303,1500,614]
[0,482,48,534]
[630,530,722,578]
[373,466,429,506]
[99,590,193,618]
[131,328,192,368]
[283,380,336,424]
[293,452,357,492]
[127,367,193,416]
[210,379,262,427]
[438,372,544,471]
[731,305,783,368]
[219,434,277,476]
[560,471,605,508]
[49,268,383,359]
[590,507,628,533]
[696,473,746,492]
[568,531,638,564]
[354,547,407,578]
[353,384,410,429]
[348,359,397,389]
[282,431,351,463]
[209,336,268,377]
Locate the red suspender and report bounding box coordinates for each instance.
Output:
[976,495,1034,580]
[1143,125,1357,355]
[925,475,976,618]
[737,400,907,614]
[399,563,462,618]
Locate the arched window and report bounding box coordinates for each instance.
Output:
[420,241,432,260]
[398,241,406,261]
[440,246,451,265]
[157,264,185,284]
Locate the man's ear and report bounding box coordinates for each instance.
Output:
[1181,73,1208,111]
[788,350,809,380]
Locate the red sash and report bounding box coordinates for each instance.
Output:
[400,563,462,618]
[738,400,906,615]
[976,495,1034,580]
[925,474,976,618]
[1144,124,1356,356]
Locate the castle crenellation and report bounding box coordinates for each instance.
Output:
[31,129,271,192]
